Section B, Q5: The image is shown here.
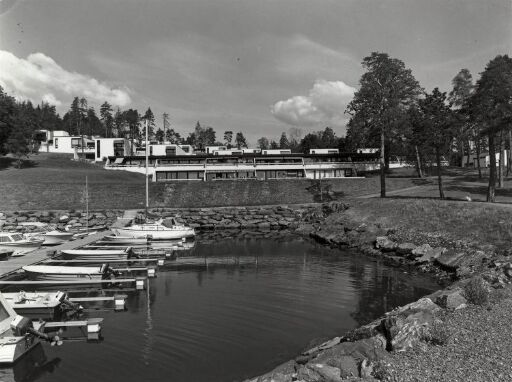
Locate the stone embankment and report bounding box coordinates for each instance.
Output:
[0,210,122,232]
[145,205,318,230]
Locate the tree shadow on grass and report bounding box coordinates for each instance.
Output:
[0,156,38,170]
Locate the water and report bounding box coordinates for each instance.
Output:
[3,233,439,382]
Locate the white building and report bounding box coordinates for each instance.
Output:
[135,144,194,157]
[309,148,339,154]
[262,149,292,155]
[205,146,227,154]
[462,151,508,168]
[94,138,132,161]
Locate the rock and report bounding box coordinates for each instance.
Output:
[15,216,27,222]
[303,337,342,356]
[375,236,397,252]
[250,360,296,382]
[396,243,416,256]
[359,358,373,378]
[411,244,432,258]
[435,288,467,310]
[435,250,466,270]
[306,363,344,382]
[416,247,446,264]
[59,215,70,223]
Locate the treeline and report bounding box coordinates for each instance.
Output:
[345,52,512,202]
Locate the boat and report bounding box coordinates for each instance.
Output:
[102,235,152,244]
[0,232,43,254]
[22,264,120,281]
[112,217,195,240]
[61,247,133,261]
[25,230,75,246]
[0,293,60,364]
[2,291,80,320]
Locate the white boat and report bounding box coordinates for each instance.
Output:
[61,247,132,261]
[25,230,75,246]
[102,235,152,244]
[22,264,119,281]
[2,291,78,320]
[0,293,58,364]
[0,232,43,254]
[112,218,195,240]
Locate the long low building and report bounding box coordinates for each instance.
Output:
[105,152,380,181]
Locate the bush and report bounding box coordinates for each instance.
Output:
[424,319,450,346]
[463,275,489,305]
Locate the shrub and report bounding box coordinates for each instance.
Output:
[424,319,450,346]
[463,275,489,306]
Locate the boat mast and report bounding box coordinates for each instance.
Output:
[145,119,149,217]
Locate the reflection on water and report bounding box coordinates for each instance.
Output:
[10,232,439,382]
[0,344,61,382]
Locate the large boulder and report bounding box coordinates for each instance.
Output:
[396,243,416,256]
[375,236,397,252]
[435,250,466,270]
[415,247,446,264]
[435,288,467,310]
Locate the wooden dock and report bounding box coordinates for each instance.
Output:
[0,231,110,279]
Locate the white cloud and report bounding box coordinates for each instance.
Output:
[0,50,131,110]
[271,80,356,129]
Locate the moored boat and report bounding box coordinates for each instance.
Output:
[22,264,119,281]
[61,247,133,261]
[0,232,43,254]
[112,218,195,240]
[25,230,75,246]
[2,291,79,320]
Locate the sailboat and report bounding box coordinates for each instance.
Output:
[112,120,195,241]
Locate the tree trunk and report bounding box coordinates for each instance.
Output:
[435,147,445,199]
[476,136,482,179]
[414,145,423,178]
[487,133,497,202]
[507,130,512,176]
[380,128,386,198]
[499,131,504,188]
[466,139,471,167]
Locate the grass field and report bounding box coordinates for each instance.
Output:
[0,153,421,210]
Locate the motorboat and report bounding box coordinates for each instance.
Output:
[2,291,80,320]
[61,247,133,261]
[111,218,195,240]
[25,230,75,246]
[0,232,43,254]
[0,293,60,364]
[22,264,120,281]
[102,235,152,245]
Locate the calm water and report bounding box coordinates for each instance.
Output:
[3,233,439,382]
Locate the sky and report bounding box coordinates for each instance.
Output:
[0,0,511,144]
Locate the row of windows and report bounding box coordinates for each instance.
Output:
[156,171,203,180]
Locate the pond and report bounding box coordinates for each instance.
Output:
[3,232,439,382]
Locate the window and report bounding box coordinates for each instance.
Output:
[166,147,176,156]
[96,140,101,158]
[182,146,190,153]
[54,138,58,149]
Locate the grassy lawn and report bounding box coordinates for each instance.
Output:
[345,197,512,250]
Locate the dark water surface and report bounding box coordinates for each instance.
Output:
[5,233,439,382]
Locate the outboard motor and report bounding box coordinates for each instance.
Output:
[11,315,62,346]
[100,263,121,279]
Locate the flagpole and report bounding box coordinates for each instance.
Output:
[85,175,89,233]
[145,119,149,217]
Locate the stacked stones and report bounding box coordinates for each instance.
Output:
[0,210,122,233]
[147,205,319,230]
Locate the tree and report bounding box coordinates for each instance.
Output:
[123,109,140,154]
[269,140,279,149]
[299,132,323,154]
[279,132,289,149]
[470,55,512,202]
[235,132,248,148]
[143,107,155,138]
[448,69,475,167]
[415,88,454,199]
[257,136,269,150]
[288,127,303,152]
[224,131,233,148]
[100,102,113,138]
[166,128,182,144]
[321,127,337,147]
[346,52,422,197]
[0,86,17,155]
[155,128,164,143]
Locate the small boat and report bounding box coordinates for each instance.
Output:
[25,230,75,246]
[112,218,195,240]
[22,264,120,281]
[61,247,133,261]
[0,232,43,254]
[2,291,80,320]
[0,293,60,364]
[102,235,152,244]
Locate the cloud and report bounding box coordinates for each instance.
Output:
[0,50,131,110]
[271,80,356,129]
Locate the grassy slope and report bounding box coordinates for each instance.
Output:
[0,153,421,210]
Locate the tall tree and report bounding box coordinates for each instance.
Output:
[279,132,289,149]
[166,128,182,144]
[257,137,269,150]
[155,128,164,143]
[448,69,475,167]
[415,88,454,199]
[100,102,113,138]
[123,109,140,154]
[470,55,512,202]
[346,52,422,197]
[223,131,233,148]
[113,107,125,138]
[0,86,17,155]
[143,107,155,138]
[235,132,248,149]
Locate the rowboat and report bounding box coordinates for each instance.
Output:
[61,247,133,261]
[0,293,60,364]
[102,235,152,244]
[22,264,119,281]
[2,291,79,320]
[0,232,43,254]
[112,218,195,240]
[25,230,75,246]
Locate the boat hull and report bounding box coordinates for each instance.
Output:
[112,228,195,240]
[22,265,105,281]
[0,336,39,365]
[61,249,129,262]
